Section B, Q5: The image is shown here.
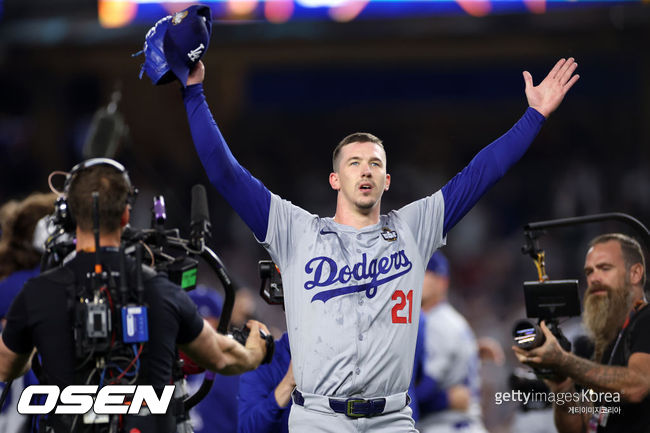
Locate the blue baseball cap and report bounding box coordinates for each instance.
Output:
[163,5,212,87]
[189,285,223,319]
[138,15,173,85]
[426,252,449,277]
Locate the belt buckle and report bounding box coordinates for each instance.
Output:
[346,398,367,418]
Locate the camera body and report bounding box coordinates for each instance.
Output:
[513,319,572,352]
[258,260,284,305]
[512,280,581,381]
[229,326,275,364]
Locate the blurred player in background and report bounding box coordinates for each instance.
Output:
[186,286,242,433]
[514,233,650,433]
[177,55,578,432]
[230,288,257,328]
[237,332,293,433]
[416,252,489,433]
[0,192,55,433]
[0,192,56,323]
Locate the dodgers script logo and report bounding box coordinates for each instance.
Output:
[304,251,412,303]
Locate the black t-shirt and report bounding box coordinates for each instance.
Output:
[596,305,650,433]
[2,250,204,388]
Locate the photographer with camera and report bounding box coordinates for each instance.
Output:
[0,159,270,432]
[513,233,650,433]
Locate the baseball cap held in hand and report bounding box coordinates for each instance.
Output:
[163,5,212,87]
[135,5,211,86]
[136,16,174,85]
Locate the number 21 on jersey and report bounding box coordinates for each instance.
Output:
[391,290,413,324]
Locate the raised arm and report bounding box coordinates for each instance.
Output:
[183,61,271,241]
[441,58,579,235]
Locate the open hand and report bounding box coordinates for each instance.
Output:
[524,58,579,118]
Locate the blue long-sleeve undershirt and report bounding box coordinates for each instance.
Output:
[183,84,271,241]
[415,375,451,414]
[413,313,450,415]
[183,84,544,239]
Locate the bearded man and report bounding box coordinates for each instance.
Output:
[513,233,650,433]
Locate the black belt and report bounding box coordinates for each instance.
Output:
[292,389,387,418]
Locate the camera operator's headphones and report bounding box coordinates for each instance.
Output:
[63,158,137,206]
[50,158,138,231]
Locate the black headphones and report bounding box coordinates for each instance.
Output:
[63,158,138,206]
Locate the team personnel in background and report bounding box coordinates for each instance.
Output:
[416,252,487,433]
[237,332,293,433]
[0,192,56,322]
[176,55,578,432]
[186,286,241,433]
[0,159,269,432]
[0,192,56,433]
[513,233,650,433]
[238,320,426,433]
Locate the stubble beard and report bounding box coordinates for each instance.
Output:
[582,278,633,362]
[354,189,381,212]
[355,197,378,211]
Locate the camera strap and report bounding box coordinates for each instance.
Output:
[588,301,649,432]
[607,300,648,366]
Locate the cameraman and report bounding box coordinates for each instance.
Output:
[0,159,269,432]
[513,233,650,433]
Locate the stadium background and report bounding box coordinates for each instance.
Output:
[1,0,649,430]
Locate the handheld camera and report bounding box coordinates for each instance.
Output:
[512,280,581,381]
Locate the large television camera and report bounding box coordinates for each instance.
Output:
[20,182,274,430]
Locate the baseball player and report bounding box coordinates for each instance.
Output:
[173,57,578,432]
[416,252,486,433]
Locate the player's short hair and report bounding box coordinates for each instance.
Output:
[68,165,130,233]
[589,233,646,287]
[332,132,384,172]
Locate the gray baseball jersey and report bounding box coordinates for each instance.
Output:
[419,302,485,433]
[260,190,445,398]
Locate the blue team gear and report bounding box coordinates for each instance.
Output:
[425,252,449,277]
[137,5,212,86]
